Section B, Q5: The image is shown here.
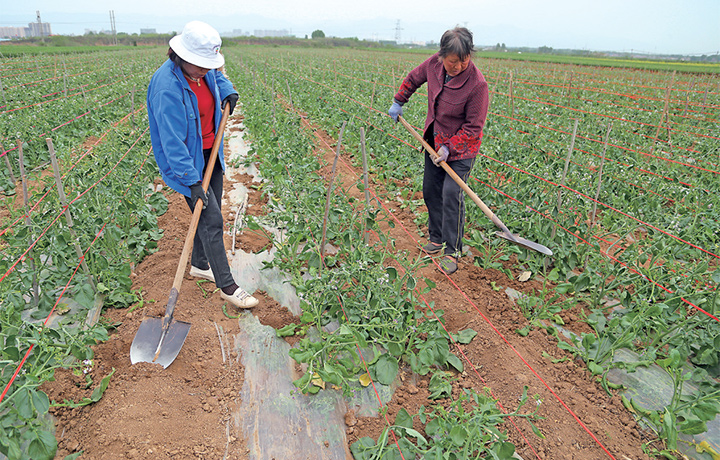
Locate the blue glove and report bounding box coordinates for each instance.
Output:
[190,183,208,210]
[433,145,449,166]
[388,100,403,122]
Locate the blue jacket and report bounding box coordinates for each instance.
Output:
[147,59,237,197]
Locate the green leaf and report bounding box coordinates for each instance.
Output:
[452,329,477,344]
[449,425,467,446]
[425,417,441,438]
[14,389,33,419]
[446,354,464,372]
[350,437,376,460]
[395,408,412,429]
[374,354,399,385]
[27,429,57,460]
[712,269,720,284]
[678,419,707,435]
[31,390,50,415]
[64,453,84,460]
[90,368,116,403]
[276,323,298,337]
[587,361,604,375]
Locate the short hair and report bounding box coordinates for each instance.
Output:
[438,27,475,60]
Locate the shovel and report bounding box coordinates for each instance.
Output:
[130,105,231,368]
[398,116,553,257]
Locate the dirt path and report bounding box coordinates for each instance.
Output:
[43,110,653,460]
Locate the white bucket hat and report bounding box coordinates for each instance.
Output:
[169,21,225,69]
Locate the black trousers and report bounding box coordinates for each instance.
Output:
[422,128,476,258]
[184,148,235,289]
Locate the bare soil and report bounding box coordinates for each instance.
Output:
[41,110,654,460]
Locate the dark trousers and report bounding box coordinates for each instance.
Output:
[422,128,475,258]
[184,149,234,289]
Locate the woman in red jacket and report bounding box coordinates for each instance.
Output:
[389,27,489,275]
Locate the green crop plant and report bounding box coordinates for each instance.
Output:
[351,386,544,460]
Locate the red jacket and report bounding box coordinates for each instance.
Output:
[394,53,489,161]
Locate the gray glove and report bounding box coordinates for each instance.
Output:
[190,183,208,210]
[433,145,449,166]
[388,100,403,122]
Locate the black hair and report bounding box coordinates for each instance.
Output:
[167,48,186,68]
[438,27,475,60]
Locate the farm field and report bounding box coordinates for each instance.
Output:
[0,44,719,460]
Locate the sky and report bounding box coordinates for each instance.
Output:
[1,0,718,55]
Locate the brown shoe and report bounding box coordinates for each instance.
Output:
[439,256,458,275]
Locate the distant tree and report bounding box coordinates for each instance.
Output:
[311,29,325,39]
[538,46,553,54]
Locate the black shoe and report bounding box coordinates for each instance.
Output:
[439,256,458,275]
[421,242,443,255]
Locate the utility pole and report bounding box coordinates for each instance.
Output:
[109,10,118,45]
[394,20,403,44]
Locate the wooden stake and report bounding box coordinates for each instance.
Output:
[17,141,39,307]
[320,122,347,260]
[552,118,578,239]
[360,127,370,245]
[47,138,96,292]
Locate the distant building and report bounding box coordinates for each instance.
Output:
[253,29,291,38]
[27,21,51,37]
[221,29,246,37]
[0,26,26,38]
[0,20,51,39]
[140,28,157,34]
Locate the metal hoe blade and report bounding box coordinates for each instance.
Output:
[495,231,553,256]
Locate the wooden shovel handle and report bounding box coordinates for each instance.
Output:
[171,105,232,294]
[397,116,517,240]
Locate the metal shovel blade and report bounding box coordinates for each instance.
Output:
[130,317,191,369]
[495,231,554,256]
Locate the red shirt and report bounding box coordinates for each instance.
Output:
[187,76,216,149]
[394,53,489,161]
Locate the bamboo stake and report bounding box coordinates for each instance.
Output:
[62,57,68,98]
[651,71,675,154]
[509,70,515,118]
[17,141,39,307]
[130,89,136,130]
[552,118,578,239]
[285,80,293,110]
[320,122,347,260]
[0,78,6,107]
[1,142,15,184]
[360,127,370,245]
[589,123,612,231]
[47,138,96,292]
[585,123,612,270]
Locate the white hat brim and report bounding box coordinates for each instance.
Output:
[169,35,225,69]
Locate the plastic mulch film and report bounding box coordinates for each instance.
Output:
[606,348,719,460]
[233,313,351,460]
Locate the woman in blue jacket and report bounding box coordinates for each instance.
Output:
[147,21,258,308]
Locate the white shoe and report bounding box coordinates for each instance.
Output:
[221,287,259,309]
[189,265,215,282]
